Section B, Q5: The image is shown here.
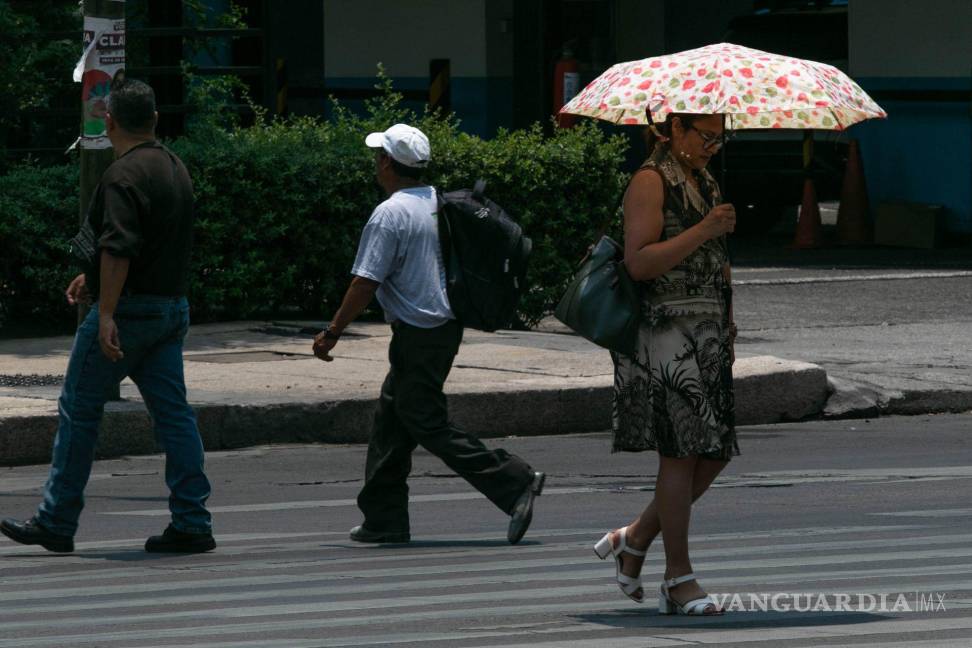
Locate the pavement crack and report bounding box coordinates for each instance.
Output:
[452,364,573,377]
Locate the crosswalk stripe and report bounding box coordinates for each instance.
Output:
[2,598,972,648]
[0,524,928,590]
[3,514,971,647]
[1,523,917,557]
[0,561,969,634]
[876,507,972,518]
[0,531,333,555]
[140,639,972,648]
[100,466,972,516]
[1,532,970,606]
[0,534,972,601]
[2,561,971,619]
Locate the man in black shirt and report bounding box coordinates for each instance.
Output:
[0,80,214,554]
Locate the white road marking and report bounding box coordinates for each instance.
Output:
[735,270,972,286]
[102,466,972,515]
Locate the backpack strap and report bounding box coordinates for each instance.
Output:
[435,188,457,287]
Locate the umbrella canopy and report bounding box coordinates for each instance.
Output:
[560,43,886,130]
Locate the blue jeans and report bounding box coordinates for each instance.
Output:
[37,296,212,537]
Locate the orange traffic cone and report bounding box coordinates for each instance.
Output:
[793,177,823,249]
[836,139,872,245]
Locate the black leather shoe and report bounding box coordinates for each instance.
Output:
[0,517,74,553]
[145,524,216,553]
[507,471,546,545]
[349,525,410,543]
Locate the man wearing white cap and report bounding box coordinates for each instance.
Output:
[312,124,544,545]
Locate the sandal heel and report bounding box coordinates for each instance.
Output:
[658,586,675,615]
[593,533,613,560]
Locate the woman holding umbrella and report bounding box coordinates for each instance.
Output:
[593,111,738,617]
[563,44,885,616]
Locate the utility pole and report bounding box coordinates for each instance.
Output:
[78,0,125,399]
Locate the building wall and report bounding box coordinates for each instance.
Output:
[614,0,664,61]
[850,0,972,77]
[323,0,487,77]
[849,0,972,234]
[322,0,513,136]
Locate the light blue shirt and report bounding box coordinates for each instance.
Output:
[351,186,454,328]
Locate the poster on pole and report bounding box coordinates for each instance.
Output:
[75,15,126,150]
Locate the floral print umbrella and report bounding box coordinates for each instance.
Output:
[560,43,886,130]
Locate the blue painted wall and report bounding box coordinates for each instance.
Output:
[853,78,972,235]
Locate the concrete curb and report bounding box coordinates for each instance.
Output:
[0,356,832,466]
[884,390,972,416]
[823,376,972,420]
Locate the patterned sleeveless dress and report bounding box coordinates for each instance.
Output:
[611,146,739,461]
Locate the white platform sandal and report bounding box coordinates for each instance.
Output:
[658,573,723,615]
[593,527,647,603]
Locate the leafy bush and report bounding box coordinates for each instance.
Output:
[0,1,78,167]
[0,162,79,328]
[0,75,629,330]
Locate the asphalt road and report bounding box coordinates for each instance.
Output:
[1,413,971,647]
[733,271,972,330]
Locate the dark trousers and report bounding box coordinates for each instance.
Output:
[356,319,534,533]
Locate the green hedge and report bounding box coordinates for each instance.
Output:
[0,162,80,328]
[0,83,628,330]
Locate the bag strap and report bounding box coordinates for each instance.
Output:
[435,188,454,274]
[472,179,487,200]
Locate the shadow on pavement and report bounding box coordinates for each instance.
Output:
[571,609,890,630]
[323,539,534,550]
[74,550,199,562]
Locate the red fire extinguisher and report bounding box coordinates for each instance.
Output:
[553,47,579,128]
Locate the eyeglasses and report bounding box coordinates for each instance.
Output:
[689,126,734,152]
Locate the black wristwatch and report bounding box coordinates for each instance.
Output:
[323,327,341,341]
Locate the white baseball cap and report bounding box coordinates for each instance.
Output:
[365,124,431,168]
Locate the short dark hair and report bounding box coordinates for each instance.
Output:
[107,79,156,133]
[387,155,425,180]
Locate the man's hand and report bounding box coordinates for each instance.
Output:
[65,274,91,306]
[98,314,124,362]
[312,331,337,362]
[314,276,379,364]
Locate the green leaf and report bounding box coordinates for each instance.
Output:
[0,71,631,331]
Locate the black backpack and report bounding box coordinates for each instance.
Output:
[436,180,532,332]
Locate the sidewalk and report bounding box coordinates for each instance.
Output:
[0,321,827,466]
[3,237,971,467]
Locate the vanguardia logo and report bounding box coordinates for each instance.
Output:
[708,592,948,613]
